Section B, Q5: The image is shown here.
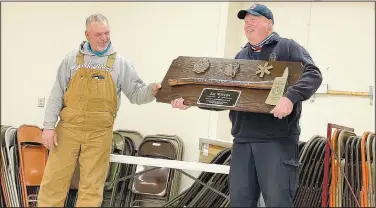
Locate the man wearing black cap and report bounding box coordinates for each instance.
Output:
[170,3,322,207]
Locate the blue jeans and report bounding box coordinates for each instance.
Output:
[229,141,301,207]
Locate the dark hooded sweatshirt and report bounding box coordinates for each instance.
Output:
[229,32,323,144]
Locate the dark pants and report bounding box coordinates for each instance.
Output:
[229,141,301,207]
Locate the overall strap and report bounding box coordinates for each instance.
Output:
[76,51,84,65]
[106,53,117,68]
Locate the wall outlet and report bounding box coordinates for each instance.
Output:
[38,97,45,107]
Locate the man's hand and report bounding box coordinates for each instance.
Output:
[42,129,58,150]
[171,98,190,110]
[151,82,161,95]
[270,97,293,119]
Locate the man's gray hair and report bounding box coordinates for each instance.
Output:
[86,13,109,30]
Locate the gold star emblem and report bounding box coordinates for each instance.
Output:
[256,62,273,77]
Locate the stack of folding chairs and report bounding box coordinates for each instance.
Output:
[128,134,184,207]
[328,130,375,207]
[101,129,139,207]
[159,131,374,208]
[0,125,143,207]
[293,130,375,207]
[0,124,47,207]
[0,180,4,207]
[101,131,185,207]
[360,132,374,207]
[1,124,185,208]
[161,148,231,207]
[4,121,372,208]
[293,135,327,207]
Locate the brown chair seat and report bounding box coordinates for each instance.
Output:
[132,139,177,196]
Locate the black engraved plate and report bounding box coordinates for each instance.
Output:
[197,88,241,107]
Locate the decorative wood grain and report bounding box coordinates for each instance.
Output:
[155,56,304,113]
[168,78,274,89]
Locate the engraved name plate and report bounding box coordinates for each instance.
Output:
[197,88,241,107]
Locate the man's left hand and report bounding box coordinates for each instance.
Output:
[270,97,293,119]
[152,82,161,95]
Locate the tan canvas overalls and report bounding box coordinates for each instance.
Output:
[37,52,117,207]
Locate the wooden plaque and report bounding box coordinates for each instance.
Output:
[155,56,303,113]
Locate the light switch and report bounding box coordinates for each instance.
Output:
[38,97,45,107]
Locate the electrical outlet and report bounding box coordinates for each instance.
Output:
[38,97,45,107]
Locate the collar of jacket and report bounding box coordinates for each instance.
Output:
[242,32,281,50]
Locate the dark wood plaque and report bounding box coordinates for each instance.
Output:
[155,56,303,113]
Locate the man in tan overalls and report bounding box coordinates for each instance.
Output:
[37,14,160,207]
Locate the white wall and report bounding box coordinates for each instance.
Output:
[216,2,375,142]
[2,2,91,127]
[300,2,375,139]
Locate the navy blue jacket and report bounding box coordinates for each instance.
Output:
[230,33,323,143]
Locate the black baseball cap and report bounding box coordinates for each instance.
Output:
[238,4,274,24]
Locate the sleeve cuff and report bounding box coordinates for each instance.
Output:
[284,90,300,104]
[148,83,155,95]
[43,122,56,130]
[149,84,158,100]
